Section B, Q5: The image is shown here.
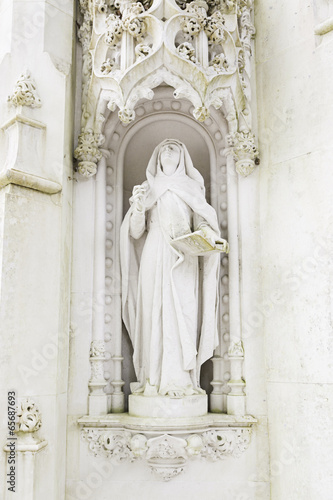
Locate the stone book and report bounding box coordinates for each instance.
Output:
[171,231,224,256]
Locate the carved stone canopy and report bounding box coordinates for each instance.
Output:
[75,0,258,177]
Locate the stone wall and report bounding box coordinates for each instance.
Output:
[255,1,333,498]
[0,1,75,499]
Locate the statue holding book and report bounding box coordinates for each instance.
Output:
[120,139,229,408]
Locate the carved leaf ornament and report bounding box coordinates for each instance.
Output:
[82,427,252,480]
[75,0,258,176]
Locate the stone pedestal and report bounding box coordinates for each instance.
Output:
[128,394,208,418]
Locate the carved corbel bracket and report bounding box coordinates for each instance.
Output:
[79,413,256,480]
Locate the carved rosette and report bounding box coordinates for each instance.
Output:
[8,72,42,108]
[226,130,259,176]
[3,398,48,455]
[81,427,252,480]
[17,399,42,433]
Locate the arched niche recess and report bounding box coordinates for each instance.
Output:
[99,85,231,413]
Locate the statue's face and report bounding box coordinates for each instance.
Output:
[160,143,180,175]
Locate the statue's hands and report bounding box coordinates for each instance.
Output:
[198,225,229,253]
[131,184,148,213]
[215,238,229,254]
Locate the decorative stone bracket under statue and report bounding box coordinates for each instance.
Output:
[79,413,256,480]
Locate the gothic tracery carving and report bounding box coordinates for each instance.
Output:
[75,0,258,177]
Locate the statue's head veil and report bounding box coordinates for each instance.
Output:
[145,139,205,193]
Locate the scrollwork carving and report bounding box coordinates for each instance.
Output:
[176,42,197,62]
[135,43,153,60]
[122,2,146,41]
[210,53,229,72]
[100,58,116,74]
[81,427,252,480]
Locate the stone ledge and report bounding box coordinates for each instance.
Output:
[78,412,256,432]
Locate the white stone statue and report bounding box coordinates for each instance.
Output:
[120,139,228,402]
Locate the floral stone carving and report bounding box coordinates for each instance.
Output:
[226,130,259,176]
[75,0,259,177]
[8,71,42,108]
[89,340,107,387]
[17,399,42,433]
[74,130,103,177]
[81,426,252,480]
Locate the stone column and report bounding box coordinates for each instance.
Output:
[224,149,246,415]
[0,1,75,499]
[88,156,108,415]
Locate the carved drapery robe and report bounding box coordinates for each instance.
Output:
[121,140,221,397]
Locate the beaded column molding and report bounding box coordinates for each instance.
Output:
[75,0,259,418]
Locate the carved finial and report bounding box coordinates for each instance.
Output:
[8,71,42,108]
[226,130,259,176]
[74,129,103,177]
[16,399,42,433]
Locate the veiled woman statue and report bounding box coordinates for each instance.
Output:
[120,139,228,402]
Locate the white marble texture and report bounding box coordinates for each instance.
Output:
[4,0,333,498]
[0,1,74,499]
[256,0,333,498]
